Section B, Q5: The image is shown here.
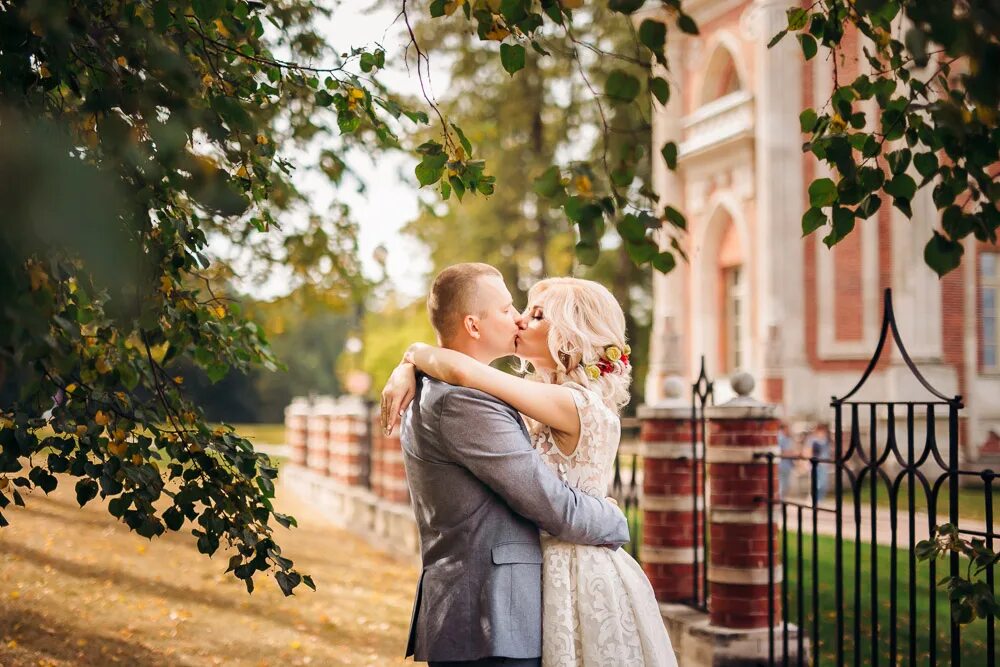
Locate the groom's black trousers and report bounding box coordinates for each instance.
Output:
[429,659,541,667]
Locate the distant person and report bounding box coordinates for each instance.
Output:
[806,423,832,504]
[777,422,795,499]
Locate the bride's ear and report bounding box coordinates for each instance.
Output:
[462,314,481,340]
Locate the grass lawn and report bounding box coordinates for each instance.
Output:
[776,533,990,665]
[852,480,996,526]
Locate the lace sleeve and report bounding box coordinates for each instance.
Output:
[565,382,620,466]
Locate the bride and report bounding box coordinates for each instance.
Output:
[382,277,677,667]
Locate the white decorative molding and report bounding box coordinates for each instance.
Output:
[679,90,755,160]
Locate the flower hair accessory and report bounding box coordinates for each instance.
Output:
[585,344,631,379]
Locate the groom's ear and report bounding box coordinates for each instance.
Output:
[462,314,481,340]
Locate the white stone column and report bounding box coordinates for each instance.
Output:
[752,0,806,387]
[647,34,687,403]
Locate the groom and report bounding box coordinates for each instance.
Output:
[394,263,629,667]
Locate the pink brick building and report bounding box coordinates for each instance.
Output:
[642,0,1000,462]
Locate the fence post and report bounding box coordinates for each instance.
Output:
[637,376,703,605]
[306,396,336,475]
[703,372,781,632]
[284,396,310,467]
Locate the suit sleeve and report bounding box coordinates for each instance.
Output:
[438,389,629,547]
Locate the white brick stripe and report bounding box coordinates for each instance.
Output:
[640,494,705,512]
[641,440,704,459]
[642,546,705,564]
[708,565,783,585]
[711,508,773,524]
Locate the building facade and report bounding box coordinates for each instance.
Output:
[643,0,1000,462]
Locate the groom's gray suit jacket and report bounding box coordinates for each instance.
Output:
[401,376,630,663]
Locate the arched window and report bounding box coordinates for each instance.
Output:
[718,221,746,373]
[700,43,743,106]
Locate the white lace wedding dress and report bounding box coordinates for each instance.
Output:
[530,382,678,667]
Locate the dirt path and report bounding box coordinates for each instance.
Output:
[0,478,419,667]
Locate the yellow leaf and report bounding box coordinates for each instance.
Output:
[202,73,214,88]
[131,454,143,466]
[96,357,112,374]
[27,261,49,291]
[173,376,184,385]
[116,56,128,68]
[38,65,51,78]
[349,87,365,100]
[444,0,464,15]
[94,410,110,426]
[484,27,510,41]
[256,134,269,145]
[574,174,592,195]
[214,19,230,38]
[0,478,8,491]
[214,305,227,318]
[237,165,249,179]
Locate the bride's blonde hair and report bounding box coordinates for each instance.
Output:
[519,277,631,413]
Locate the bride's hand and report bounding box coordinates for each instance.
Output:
[380,362,417,436]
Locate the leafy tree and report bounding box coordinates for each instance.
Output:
[0,0,460,595]
[770,0,999,275]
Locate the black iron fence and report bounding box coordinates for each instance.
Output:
[691,356,713,612]
[765,289,998,665]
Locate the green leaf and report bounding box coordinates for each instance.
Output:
[639,19,666,55]
[808,178,837,207]
[914,151,939,179]
[429,0,447,17]
[924,231,963,277]
[153,1,173,31]
[617,214,646,242]
[678,14,699,35]
[802,207,826,235]
[608,0,645,14]
[798,33,818,60]
[787,7,808,30]
[575,241,600,266]
[664,205,686,230]
[500,43,526,75]
[885,173,916,201]
[626,239,658,264]
[649,77,670,106]
[767,29,788,49]
[652,251,676,273]
[449,175,466,201]
[451,123,473,157]
[193,0,224,22]
[415,153,448,187]
[75,479,98,507]
[534,165,564,199]
[799,108,818,133]
[660,142,678,170]
[500,0,529,23]
[606,70,640,103]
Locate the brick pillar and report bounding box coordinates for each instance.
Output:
[328,396,367,485]
[284,397,310,467]
[704,373,781,631]
[637,377,703,605]
[372,419,409,505]
[306,396,336,475]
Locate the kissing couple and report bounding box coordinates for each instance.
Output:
[381,263,678,667]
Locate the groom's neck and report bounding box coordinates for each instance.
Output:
[442,338,495,366]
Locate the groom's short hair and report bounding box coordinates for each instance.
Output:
[428,263,502,342]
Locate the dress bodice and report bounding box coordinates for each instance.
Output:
[529,382,621,497]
